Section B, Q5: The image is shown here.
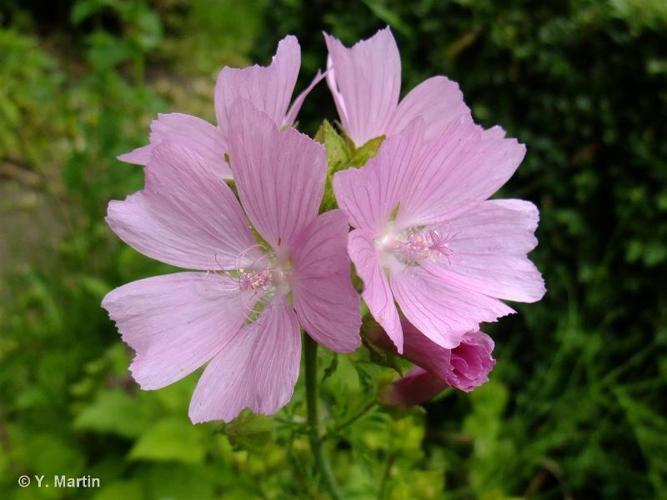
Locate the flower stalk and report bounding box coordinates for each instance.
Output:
[304,334,342,500]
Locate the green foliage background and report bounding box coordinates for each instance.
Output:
[1,0,665,498]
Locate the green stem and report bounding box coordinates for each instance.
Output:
[304,335,342,500]
[324,401,378,441]
[378,453,397,500]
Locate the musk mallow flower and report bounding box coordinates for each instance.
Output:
[324,27,471,148]
[367,320,495,407]
[102,101,361,423]
[118,35,323,180]
[333,117,546,353]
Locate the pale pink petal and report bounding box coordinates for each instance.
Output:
[188,300,301,423]
[291,210,361,353]
[394,116,527,230]
[324,27,401,147]
[215,35,300,138]
[106,141,257,270]
[333,121,425,235]
[388,76,471,142]
[285,70,326,126]
[390,263,514,349]
[431,199,546,303]
[102,272,249,390]
[227,101,325,254]
[381,367,445,407]
[118,144,152,164]
[348,229,403,352]
[117,113,231,179]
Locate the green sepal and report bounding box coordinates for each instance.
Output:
[316,120,350,211]
[361,316,405,377]
[315,119,352,171]
[316,119,386,212]
[349,134,385,167]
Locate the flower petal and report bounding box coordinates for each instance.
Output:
[102,272,249,390]
[381,367,446,408]
[394,116,527,229]
[107,141,257,270]
[291,210,361,353]
[402,321,495,391]
[348,229,403,352]
[431,199,546,302]
[117,113,231,179]
[227,101,325,253]
[117,145,152,164]
[188,300,301,423]
[333,121,425,235]
[390,263,514,349]
[388,76,471,142]
[324,27,401,147]
[285,69,327,126]
[445,330,495,392]
[400,319,452,380]
[215,35,300,137]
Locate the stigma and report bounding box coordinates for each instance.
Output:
[238,268,273,291]
[378,228,453,266]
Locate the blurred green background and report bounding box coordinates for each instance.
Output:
[1,0,666,498]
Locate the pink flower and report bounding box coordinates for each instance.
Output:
[369,321,495,407]
[119,35,323,180]
[324,27,470,147]
[333,118,546,353]
[102,101,360,423]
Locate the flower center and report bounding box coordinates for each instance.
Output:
[229,254,292,324]
[378,228,453,267]
[238,268,273,292]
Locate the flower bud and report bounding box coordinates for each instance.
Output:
[371,320,496,406]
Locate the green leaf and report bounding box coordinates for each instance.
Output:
[225,410,274,450]
[93,480,144,500]
[86,32,133,70]
[362,337,404,376]
[143,463,215,500]
[78,275,111,301]
[361,0,412,37]
[74,389,154,438]
[616,388,667,493]
[11,429,86,477]
[321,352,339,383]
[129,418,206,464]
[71,0,113,25]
